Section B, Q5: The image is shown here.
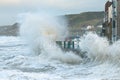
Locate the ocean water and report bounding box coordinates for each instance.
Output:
[0,35,120,80]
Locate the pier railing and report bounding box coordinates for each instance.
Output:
[56,41,80,51]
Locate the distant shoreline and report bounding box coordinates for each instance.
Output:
[0,11,104,36]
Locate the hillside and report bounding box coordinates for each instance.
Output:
[65,11,104,28]
[0,23,19,36]
[64,11,104,35]
[0,11,104,36]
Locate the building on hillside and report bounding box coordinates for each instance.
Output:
[117,0,120,40]
[101,0,120,43]
[101,1,113,42]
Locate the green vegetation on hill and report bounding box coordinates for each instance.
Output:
[64,11,104,35]
[65,11,104,29]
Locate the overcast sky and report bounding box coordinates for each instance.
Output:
[0,0,107,26]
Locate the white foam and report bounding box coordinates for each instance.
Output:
[79,32,110,63]
[79,32,120,66]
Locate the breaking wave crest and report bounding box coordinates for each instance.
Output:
[80,32,120,66]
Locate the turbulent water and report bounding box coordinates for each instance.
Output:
[0,35,120,80]
[0,14,120,80]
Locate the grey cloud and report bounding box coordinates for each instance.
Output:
[0,0,106,25]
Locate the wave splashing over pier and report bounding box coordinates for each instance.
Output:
[20,13,82,64]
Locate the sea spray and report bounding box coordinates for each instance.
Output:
[79,32,120,66]
[19,13,82,64]
[108,40,120,66]
[79,32,110,64]
[19,12,120,65]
